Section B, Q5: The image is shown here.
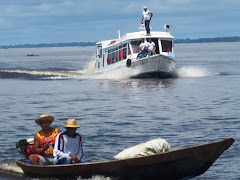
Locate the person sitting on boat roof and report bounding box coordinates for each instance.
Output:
[29,115,61,165]
[141,6,153,35]
[137,39,149,59]
[147,38,156,56]
[53,119,84,164]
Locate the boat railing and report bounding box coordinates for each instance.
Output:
[138,24,152,30]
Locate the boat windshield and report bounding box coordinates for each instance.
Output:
[161,40,173,52]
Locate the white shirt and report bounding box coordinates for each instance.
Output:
[139,42,149,51]
[148,41,155,51]
[53,132,83,162]
[142,10,152,21]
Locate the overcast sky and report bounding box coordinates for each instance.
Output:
[0,0,239,45]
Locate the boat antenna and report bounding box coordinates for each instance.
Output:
[118,30,121,39]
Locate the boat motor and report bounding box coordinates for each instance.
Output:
[164,24,170,32]
[16,138,34,156]
[16,139,28,155]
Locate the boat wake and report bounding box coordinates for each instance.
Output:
[86,68,140,80]
[0,162,111,180]
[0,69,85,79]
[0,162,23,174]
[87,66,216,80]
[172,66,218,78]
[0,65,221,80]
[0,162,24,179]
[0,58,97,80]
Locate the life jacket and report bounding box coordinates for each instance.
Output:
[37,128,59,155]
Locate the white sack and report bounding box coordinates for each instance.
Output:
[114,138,171,160]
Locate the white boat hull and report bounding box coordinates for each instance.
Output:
[130,54,176,78]
[94,54,176,78]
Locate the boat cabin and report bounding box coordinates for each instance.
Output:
[95,31,174,70]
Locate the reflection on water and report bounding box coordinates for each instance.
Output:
[99,78,176,90]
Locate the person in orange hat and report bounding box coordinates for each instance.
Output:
[53,119,84,164]
[29,115,61,165]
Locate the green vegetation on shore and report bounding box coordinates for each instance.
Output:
[0,42,96,49]
[174,36,240,44]
[0,36,240,49]
[27,54,39,56]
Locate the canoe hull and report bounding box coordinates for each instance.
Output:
[16,138,234,179]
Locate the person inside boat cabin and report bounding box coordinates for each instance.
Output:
[53,119,83,164]
[28,115,61,165]
[137,38,149,58]
[141,6,153,35]
[147,38,156,56]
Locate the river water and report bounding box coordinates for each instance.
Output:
[0,42,239,179]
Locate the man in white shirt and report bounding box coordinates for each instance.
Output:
[53,119,83,164]
[137,39,149,58]
[141,6,153,35]
[147,38,156,56]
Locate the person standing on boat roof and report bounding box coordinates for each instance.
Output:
[53,119,84,164]
[141,6,153,35]
[29,115,61,165]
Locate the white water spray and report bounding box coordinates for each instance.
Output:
[0,162,23,174]
[172,66,211,78]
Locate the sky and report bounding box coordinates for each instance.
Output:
[0,0,239,45]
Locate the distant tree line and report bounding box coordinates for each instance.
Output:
[174,36,240,43]
[0,36,240,48]
[0,42,96,49]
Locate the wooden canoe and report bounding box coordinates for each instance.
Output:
[16,138,234,179]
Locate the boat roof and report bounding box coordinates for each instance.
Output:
[96,30,174,49]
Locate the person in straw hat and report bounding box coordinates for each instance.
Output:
[53,119,84,164]
[29,115,61,165]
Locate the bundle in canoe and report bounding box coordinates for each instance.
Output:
[16,138,234,179]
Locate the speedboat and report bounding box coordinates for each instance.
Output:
[94,24,176,78]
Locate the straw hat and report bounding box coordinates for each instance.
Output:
[62,119,81,128]
[35,114,54,125]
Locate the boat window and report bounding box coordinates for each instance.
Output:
[109,50,114,64]
[97,46,102,58]
[123,48,127,59]
[119,49,124,60]
[118,43,127,61]
[111,51,114,64]
[130,40,142,54]
[161,40,172,52]
[122,43,127,59]
[115,51,119,62]
[106,43,129,65]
